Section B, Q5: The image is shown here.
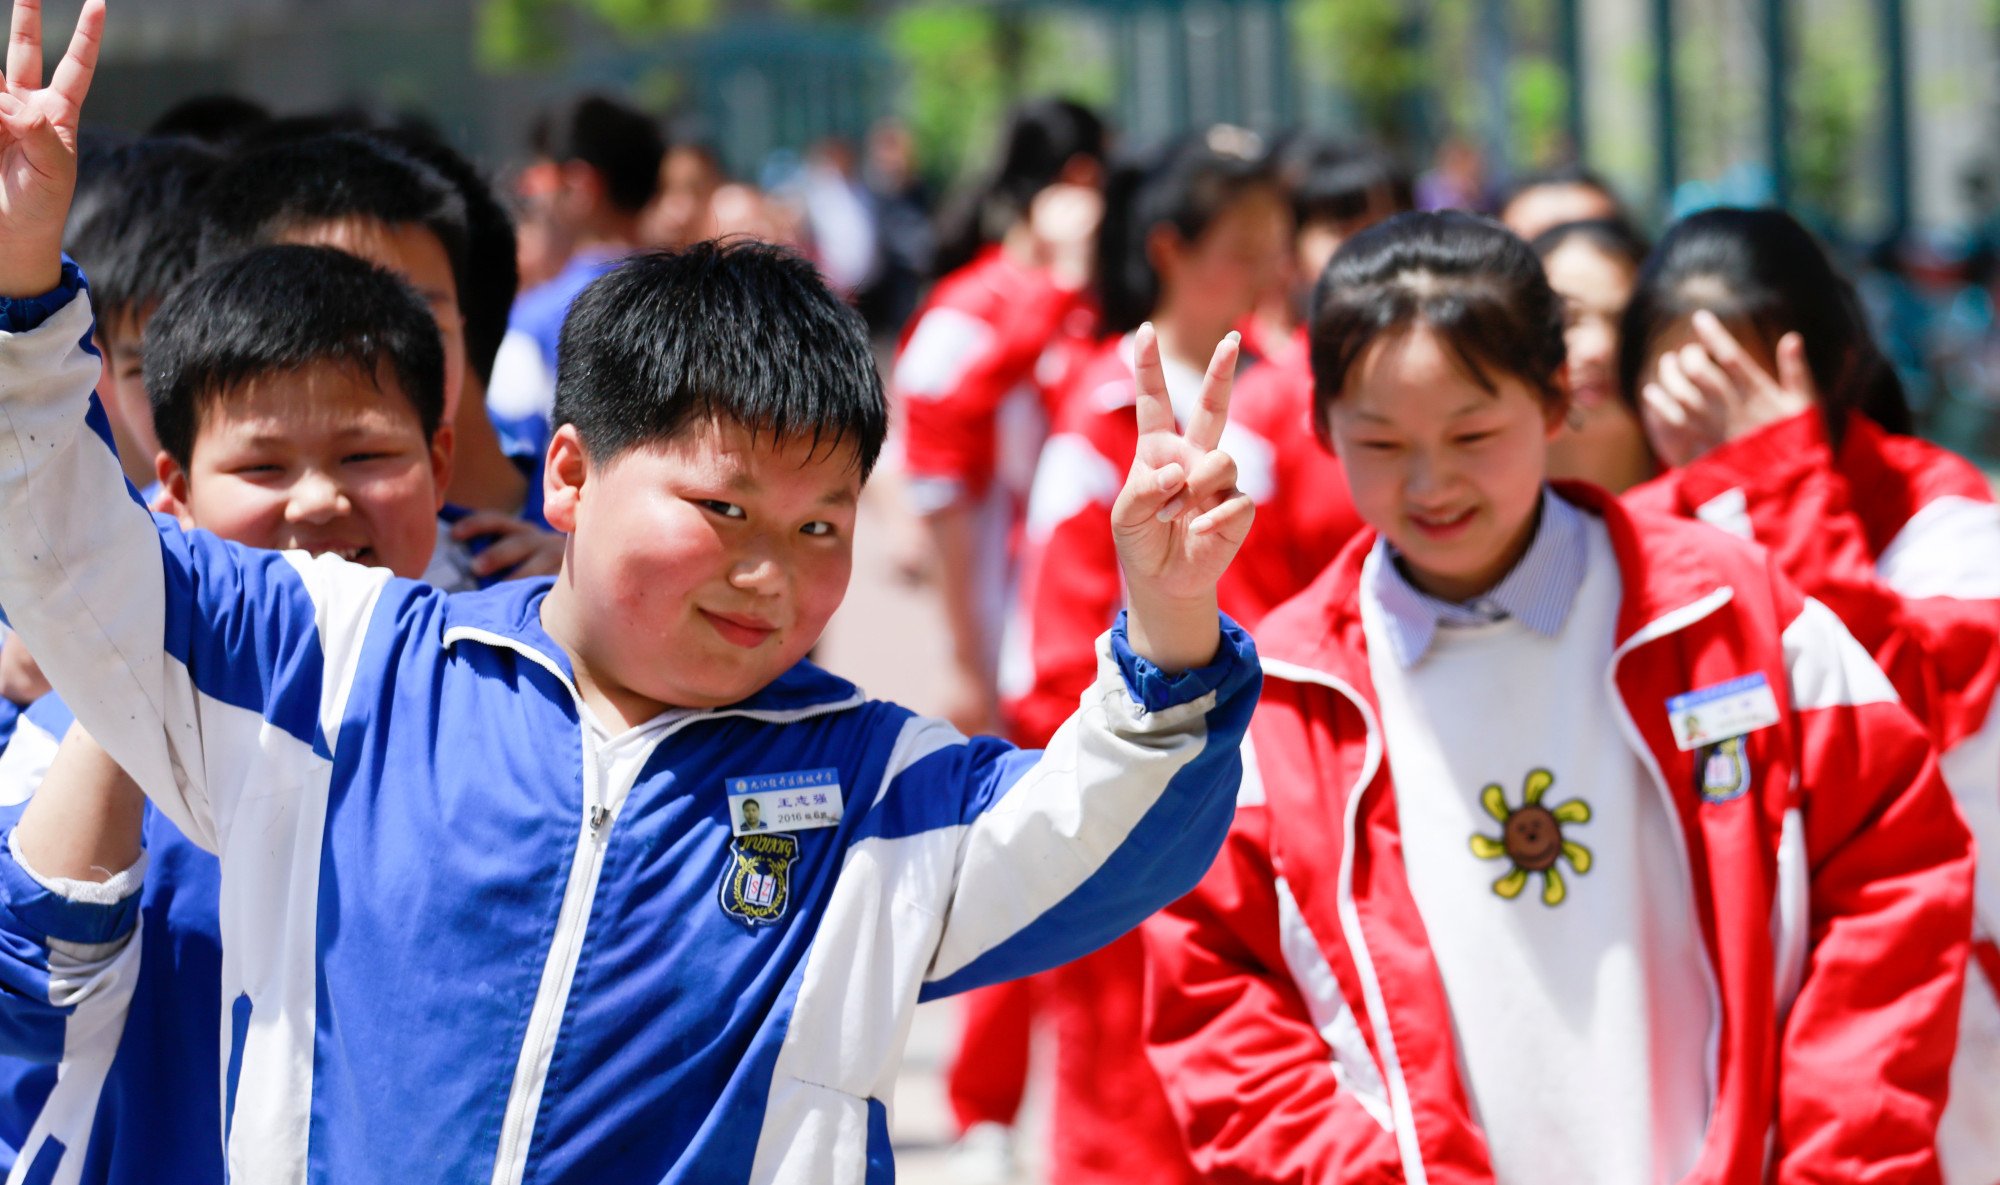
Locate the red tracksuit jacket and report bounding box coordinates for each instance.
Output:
[1145,484,1974,1184]
[892,246,1094,503]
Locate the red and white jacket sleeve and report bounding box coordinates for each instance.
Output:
[1142,801,1402,1185]
[1626,410,2000,754]
[1774,578,1974,1181]
[895,277,1084,507]
[1005,419,1126,749]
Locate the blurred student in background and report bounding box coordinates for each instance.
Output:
[1532,218,1655,493]
[1620,207,2000,1182]
[488,94,664,488]
[887,98,1108,1183]
[1500,164,1624,242]
[1007,125,1290,1185]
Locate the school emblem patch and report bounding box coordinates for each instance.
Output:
[720,832,799,927]
[1696,735,1751,805]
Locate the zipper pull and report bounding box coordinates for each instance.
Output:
[588,804,611,833]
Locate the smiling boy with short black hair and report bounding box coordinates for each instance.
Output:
[0,6,1262,1182]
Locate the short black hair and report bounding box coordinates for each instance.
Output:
[145,245,446,467]
[196,131,471,317]
[146,94,272,146]
[530,94,667,214]
[1310,211,1566,440]
[553,240,887,478]
[65,136,222,334]
[372,127,520,387]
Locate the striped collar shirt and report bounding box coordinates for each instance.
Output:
[1368,488,1590,668]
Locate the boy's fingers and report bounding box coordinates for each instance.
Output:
[1182,448,1238,503]
[7,0,41,93]
[1182,331,1240,453]
[1131,322,1176,440]
[1115,463,1185,529]
[448,509,520,540]
[1189,491,1254,539]
[46,0,102,115]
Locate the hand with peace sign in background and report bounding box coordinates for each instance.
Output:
[0,0,103,299]
[1109,323,1256,674]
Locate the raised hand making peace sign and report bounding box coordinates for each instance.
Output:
[0,0,103,299]
[1109,323,1255,673]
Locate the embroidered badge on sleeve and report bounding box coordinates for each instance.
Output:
[1469,768,1593,907]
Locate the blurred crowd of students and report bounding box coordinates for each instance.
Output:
[0,59,1996,1182]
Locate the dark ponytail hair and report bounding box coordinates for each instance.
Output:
[1617,207,1910,445]
[1308,211,1565,443]
[1094,126,1277,337]
[931,99,1107,279]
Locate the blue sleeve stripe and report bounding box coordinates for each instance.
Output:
[17,1134,63,1185]
[0,829,141,948]
[158,528,328,754]
[918,629,1261,1000]
[20,694,73,743]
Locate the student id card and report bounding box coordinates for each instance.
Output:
[727,768,845,836]
[1666,674,1780,751]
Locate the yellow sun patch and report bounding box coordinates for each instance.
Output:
[1469,769,1593,906]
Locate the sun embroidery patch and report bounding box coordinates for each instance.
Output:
[1469,769,1593,906]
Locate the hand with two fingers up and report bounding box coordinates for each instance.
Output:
[1110,324,1256,675]
[0,0,104,299]
[1640,308,1818,469]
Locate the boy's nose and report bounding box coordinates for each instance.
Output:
[729,555,784,595]
[285,470,350,524]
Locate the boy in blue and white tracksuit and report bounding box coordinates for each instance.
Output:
[0,17,1263,1180]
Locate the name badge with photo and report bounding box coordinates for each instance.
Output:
[727,767,845,836]
[1666,673,1781,752]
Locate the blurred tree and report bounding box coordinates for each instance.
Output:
[1792,0,1877,224]
[478,0,716,67]
[1292,0,1429,145]
[888,1,1110,189]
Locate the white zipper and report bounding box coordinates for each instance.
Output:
[1260,657,1429,1185]
[1602,586,1734,1133]
[441,627,864,1185]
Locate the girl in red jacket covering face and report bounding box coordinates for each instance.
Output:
[1619,206,2000,1184]
[1144,210,1974,1185]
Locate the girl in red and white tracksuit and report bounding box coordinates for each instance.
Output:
[1618,207,2000,1184]
[1144,211,1974,1184]
[1005,128,1339,1185]
[890,100,1109,1148]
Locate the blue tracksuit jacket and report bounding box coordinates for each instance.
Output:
[0,271,1257,1184]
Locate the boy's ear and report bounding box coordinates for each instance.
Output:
[428,423,456,513]
[153,452,195,527]
[542,425,590,534]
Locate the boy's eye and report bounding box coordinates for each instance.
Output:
[800,521,836,538]
[1357,440,1402,453]
[1453,432,1496,446]
[343,452,397,465]
[699,500,747,520]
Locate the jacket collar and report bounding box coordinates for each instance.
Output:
[1258,481,1741,689]
[437,578,865,718]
